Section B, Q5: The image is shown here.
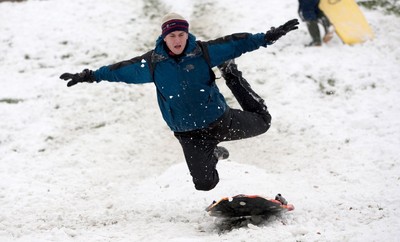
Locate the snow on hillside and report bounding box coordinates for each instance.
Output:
[0,0,399,241]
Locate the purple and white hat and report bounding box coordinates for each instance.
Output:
[161,13,189,38]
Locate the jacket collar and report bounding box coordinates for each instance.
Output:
[153,33,200,63]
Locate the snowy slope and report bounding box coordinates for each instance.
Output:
[1,0,399,241]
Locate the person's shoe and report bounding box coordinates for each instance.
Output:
[214,146,229,160]
[305,41,322,47]
[217,59,238,79]
[323,26,334,43]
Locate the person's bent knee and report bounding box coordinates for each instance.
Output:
[194,178,219,191]
[261,112,272,133]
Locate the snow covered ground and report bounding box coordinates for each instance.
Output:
[1,0,399,241]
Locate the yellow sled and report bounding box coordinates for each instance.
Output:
[319,0,374,45]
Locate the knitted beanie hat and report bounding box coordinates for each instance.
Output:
[161,13,189,38]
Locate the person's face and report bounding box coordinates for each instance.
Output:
[163,31,188,55]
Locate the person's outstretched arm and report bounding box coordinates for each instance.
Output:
[206,19,299,67]
[60,53,154,87]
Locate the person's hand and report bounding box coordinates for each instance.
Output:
[265,19,299,44]
[60,69,95,87]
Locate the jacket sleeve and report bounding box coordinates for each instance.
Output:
[205,32,269,68]
[93,54,153,84]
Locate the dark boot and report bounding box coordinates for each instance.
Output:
[217,60,268,115]
[319,15,334,43]
[306,21,322,46]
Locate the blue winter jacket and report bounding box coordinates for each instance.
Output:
[93,32,269,132]
[298,0,321,21]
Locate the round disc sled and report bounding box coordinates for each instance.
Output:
[206,194,294,218]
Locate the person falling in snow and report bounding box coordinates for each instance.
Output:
[60,13,299,191]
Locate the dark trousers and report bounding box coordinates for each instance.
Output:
[174,69,271,191]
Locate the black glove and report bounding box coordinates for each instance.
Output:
[265,19,299,44]
[59,69,95,87]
